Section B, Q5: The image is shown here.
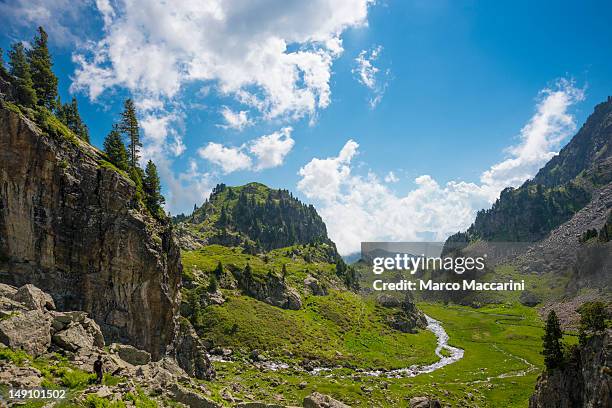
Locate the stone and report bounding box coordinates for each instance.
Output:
[167,383,222,408]
[303,392,351,408]
[13,284,55,311]
[409,396,442,408]
[0,363,43,388]
[111,343,151,366]
[304,276,328,296]
[376,294,401,308]
[0,310,51,356]
[0,283,17,298]
[53,324,96,353]
[173,320,215,380]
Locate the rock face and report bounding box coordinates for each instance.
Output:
[529,329,611,408]
[0,100,181,359]
[171,320,216,380]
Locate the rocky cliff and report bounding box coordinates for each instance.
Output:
[529,329,611,408]
[0,91,180,359]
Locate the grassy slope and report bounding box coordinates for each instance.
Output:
[202,303,574,407]
[181,248,565,407]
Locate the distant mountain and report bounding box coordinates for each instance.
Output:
[174,182,338,256]
[445,97,612,246]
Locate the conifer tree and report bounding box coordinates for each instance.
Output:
[8,42,37,107]
[103,126,129,171]
[143,160,165,215]
[119,99,141,168]
[58,97,89,142]
[27,26,58,110]
[542,310,564,370]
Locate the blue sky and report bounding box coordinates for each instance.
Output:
[1,0,611,254]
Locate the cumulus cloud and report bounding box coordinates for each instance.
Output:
[250,127,295,170]
[384,171,399,183]
[297,80,585,255]
[72,0,374,120]
[219,107,253,131]
[198,143,253,174]
[352,45,389,108]
[198,127,295,173]
[0,0,94,45]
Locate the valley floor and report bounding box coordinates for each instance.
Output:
[201,302,557,407]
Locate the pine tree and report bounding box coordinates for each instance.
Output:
[27,26,58,110]
[119,99,141,168]
[58,97,89,142]
[143,160,165,215]
[542,310,564,370]
[8,42,37,107]
[103,126,129,171]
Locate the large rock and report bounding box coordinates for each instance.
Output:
[13,284,55,311]
[303,392,351,408]
[304,276,328,296]
[0,102,182,359]
[529,329,611,408]
[0,310,51,356]
[233,268,302,310]
[173,320,215,380]
[409,396,442,408]
[111,343,151,366]
[53,324,96,353]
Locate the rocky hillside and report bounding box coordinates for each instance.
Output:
[0,94,178,358]
[529,328,611,408]
[445,97,612,245]
[175,182,337,256]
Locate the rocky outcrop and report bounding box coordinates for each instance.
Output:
[232,268,302,310]
[172,319,216,380]
[0,100,181,359]
[303,392,351,408]
[409,396,442,408]
[379,293,427,333]
[0,283,104,356]
[529,329,611,408]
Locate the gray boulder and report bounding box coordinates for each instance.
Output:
[304,276,328,296]
[13,284,55,311]
[111,343,151,366]
[173,320,215,380]
[409,396,442,408]
[0,310,52,356]
[303,392,351,408]
[376,294,401,308]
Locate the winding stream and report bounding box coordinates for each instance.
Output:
[210,314,465,379]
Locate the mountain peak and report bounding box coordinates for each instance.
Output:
[175,182,338,256]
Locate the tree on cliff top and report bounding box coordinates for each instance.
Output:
[57,97,89,142]
[542,310,564,370]
[27,26,58,110]
[119,99,142,169]
[103,125,129,171]
[578,301,609,344]
[143,160,165,217]
[8,42,37,107]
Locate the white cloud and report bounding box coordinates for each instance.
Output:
[219,107,253,131]
[384,171,399,183]
[72,0,374,121]
[0,0,93,45]
[198,143,253,174]
[250,127,295,170]
[297,80,585,255]
[352,45,389,108]
[198,127,295,173]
